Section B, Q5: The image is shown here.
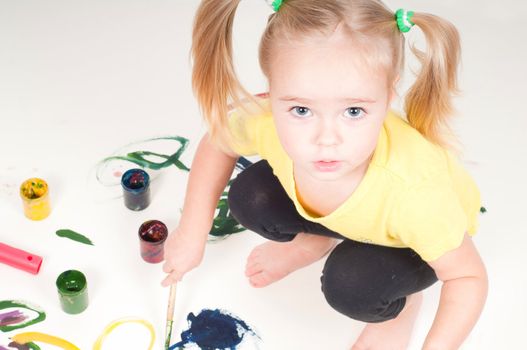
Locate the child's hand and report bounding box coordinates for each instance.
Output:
[161,226,207,287]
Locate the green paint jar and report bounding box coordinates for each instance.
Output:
[56,269,89,314]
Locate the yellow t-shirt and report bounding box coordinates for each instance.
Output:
[228,100,482,262]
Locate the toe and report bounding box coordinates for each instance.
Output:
[245,262,262,277]
[249,272,271,288]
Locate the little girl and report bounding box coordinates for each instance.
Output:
[162,1,488,349]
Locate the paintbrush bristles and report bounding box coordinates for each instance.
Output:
[164,284,177,349]
[164,320,174,349]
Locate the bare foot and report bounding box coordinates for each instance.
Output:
[351,292,423,350]
[245,233,336,288]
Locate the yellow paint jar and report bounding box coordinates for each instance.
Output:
[20,178,51,220]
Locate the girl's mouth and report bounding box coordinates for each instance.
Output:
[313,160,341,172]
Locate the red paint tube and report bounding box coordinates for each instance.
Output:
[0,242,43,275]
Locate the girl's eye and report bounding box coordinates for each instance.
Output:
[290,106,312,118]
[344,107,365,120]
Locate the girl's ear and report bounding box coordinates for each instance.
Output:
[390,75,400,103]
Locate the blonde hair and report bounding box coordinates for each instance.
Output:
[191,0,461,153]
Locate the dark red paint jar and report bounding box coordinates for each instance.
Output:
[138,220,168,263]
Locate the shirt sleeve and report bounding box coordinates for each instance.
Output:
[227,109,261,157]
[390,180,468,262]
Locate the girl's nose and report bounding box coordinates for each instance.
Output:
[315,118,341,147]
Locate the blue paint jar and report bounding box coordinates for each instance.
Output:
[121,168,151,211]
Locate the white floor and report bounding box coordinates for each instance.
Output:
[1,1,526,349]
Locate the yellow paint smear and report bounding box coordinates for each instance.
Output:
[11,318,155,349]
[11,332,80,350]
[93,318,155,350]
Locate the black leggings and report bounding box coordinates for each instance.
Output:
[228,160,438,323]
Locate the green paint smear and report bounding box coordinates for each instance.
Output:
[0,300,46,332]
[480,206,487,213]
[207,159,252,240]
[56,229,94,246]
[99,136,190,172]
[208,182,246,242]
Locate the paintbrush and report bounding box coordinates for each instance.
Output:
[164,283,177,349]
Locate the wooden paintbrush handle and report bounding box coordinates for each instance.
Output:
[167,284,177,320]
[164,283,177,349]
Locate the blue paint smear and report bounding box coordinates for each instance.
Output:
[169,309,258,350]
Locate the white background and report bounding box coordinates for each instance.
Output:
[1,0,526,349]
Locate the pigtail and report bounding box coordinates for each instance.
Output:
[404,13,461,150]
[191,0,259,154]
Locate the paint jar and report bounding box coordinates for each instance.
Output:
[56,270,89,314]
[20,178,51,220]
[138,220,168,263]
[121,169,151,211]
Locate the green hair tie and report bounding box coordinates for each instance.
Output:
[395,8,415,33]
[266,0,283,12]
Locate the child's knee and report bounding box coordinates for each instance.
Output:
[320,246,406,323]
[320,270,405,323]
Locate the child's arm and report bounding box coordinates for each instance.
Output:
[422,233,488,350]
[161,133,238,286]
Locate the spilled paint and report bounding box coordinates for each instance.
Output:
[208,157,252,242]
[93,318,155,350]
[0,311,26,327]
[0,341,41,350]
[0,301,45,332]
[169,309,258,350]
[10,332,79,350]
[55,229,94,246]
[97,136,191,181]
[7,318,156,350]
